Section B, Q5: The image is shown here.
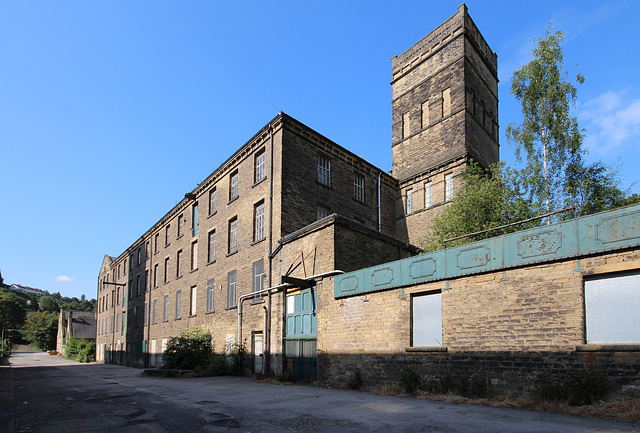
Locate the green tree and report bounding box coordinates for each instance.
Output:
[38,295,60,313]
[506,23,634,219]
[506,23,585,215]
[0,295,27,331]
[22,312,58,350]
[420,162,538,252]
[162,327,213,370]
[564,158,636,217]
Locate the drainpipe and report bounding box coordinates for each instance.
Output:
[265,122,274,374]
[237,270,345,354]
[378,171,382,232]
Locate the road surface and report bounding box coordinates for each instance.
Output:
[1,347,638,432]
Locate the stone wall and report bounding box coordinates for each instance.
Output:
[319,249,640,397]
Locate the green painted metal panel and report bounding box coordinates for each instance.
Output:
[335,203,640,299]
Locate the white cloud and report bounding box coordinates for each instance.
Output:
[580,90,640,156]
[56,275,74,282]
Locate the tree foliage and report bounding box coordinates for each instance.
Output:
[162,327,213,370]
[64,335,95,363]
[506,23,585,214]
[22,312,58,350]
[0,295,27,331]
[420,162,539,252]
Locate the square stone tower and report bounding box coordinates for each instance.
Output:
[391,4,499,244]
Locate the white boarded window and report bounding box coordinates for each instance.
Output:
[424,181,433,209]
[585,272,640,344]
[190,285,197,316]
[445,173,454,201]
[412,292,442,346]
[406,189,413,214]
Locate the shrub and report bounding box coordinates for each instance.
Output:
[162,327,213,370]
[400,364,420,394]
[347,369,362,390]
[533,367,608,405]
[64,335,95,363]
[225,341,246,376]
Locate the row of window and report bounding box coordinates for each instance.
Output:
[406,173,453,214]
[98,260,266,336]
[317,154,367,204]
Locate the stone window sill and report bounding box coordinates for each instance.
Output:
[576,344,640,352]
[405,346,448,352]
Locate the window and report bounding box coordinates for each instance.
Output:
[163,295,168,322]
[254,201,265,242]
[152,299,157,324]
[176,250,182,278]
[124,259,127,275]
[445,173,454,201]
[227,270,237,308]
[165,225,171,246]
[442,87,451,118]
[117,264,121,279]
[208,230,216,263]
[175,291,182,319]
[230,171,239,201]
[154,233,159,254]
[585,271,640,344]
[116,313,119,332]
[136,275,141,296]
[255,148,266,183]
[191,241,198,271]
[424,181,432,209]
[145,241,149,260]
[144,302,148,326]
[145,270,149,291]
[421,100,430,128]
[252,260,264,299]
[190,285,197,316]
[206,278,215,313]
[402,111,411,138]
[406,189,413,214]
[164,257,170,283]
[317,205,330,220]
[353,174,365,203]
[229,217,238,254]
[129,279,133,299]
[317,155,330,186]
[137,248,142,265]
[192,202,199,236]
[177,214,184,238]
[412,291,442,346]
[209,188,217,215]
[153,264,158,288]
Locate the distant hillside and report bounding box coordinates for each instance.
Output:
[0,285,96,313]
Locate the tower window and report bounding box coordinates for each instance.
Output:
[406,189,413,214]
[402,111,411,138]
[445,173,454,201]
[421,101,429,128]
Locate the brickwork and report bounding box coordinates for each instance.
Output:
[97,112,414,371]
[318,249,640,396]
[390,4,499,244]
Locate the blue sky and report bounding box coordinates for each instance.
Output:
[1,1,639,301]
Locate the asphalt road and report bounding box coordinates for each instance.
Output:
[1,348,638,433]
